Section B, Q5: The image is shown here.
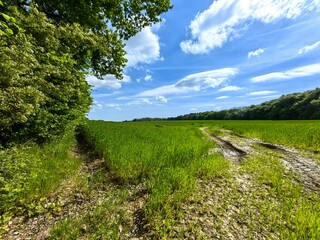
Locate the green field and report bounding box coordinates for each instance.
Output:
[1,120,320,239]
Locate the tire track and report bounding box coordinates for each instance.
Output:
[202,127,320,193]
[200,127,246,163]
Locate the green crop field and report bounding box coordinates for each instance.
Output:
[2,120,320,239]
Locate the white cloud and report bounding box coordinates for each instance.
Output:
[156,96,168,103]
[144,75,153,81]
[136,78,141,83]
[138,68,238,97]
[190,108,198,111]
[298,40,320,54]
[105,103,121,108]
[247,90,277,96]
[126,96,168,106]
[216,96,229,99]
[218,85,243,92]
[248,48,265,59]
[87,74,131,89]
[180,0,320,54]
[251,63,320,82]
[125,27,161,68]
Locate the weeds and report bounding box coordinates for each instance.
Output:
[0,131,82,233]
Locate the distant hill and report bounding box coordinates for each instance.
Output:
[132,88,320,121]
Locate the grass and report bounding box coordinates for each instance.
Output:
[2,120,320,239]
[74,120,230,237]
[204,120,320,152]
[241,153,320,239]
[0,131,82,233]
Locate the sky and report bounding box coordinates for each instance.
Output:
[88,0,320,121]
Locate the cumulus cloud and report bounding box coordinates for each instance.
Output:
[138,68,238,97]
[180,0,320,54]
[216,96,229,99]
[298,40,320,54]
[144,75,153,81]
[218,85,243,92]
[248,48,265,59]
[247,90,277,96]
[125,26,161,68]
[251,63,320,82]
[87,74,131,89]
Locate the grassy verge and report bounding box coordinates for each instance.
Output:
[0,131,82,234]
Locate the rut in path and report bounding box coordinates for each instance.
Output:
[201,127,320,193]
[200,127,247,163]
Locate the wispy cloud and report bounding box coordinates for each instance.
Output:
[180,0,320,54]
[218,85,243,92]
[248,48,265,59]
[251,63,320,82]
[247,90,277,96]
[298,40,320,54]
[87,74,131,89]
[138,68,238,97]
[216,96,229,99]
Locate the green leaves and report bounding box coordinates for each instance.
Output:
[0,5,92,145]
[1,1,171,145]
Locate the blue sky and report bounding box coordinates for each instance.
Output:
[88,0,320,121]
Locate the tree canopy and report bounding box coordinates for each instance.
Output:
[0,0,172,145]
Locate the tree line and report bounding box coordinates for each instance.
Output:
[170,88,320,121]
[133,88,320,121]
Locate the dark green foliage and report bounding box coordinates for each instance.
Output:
[169,88,320,121]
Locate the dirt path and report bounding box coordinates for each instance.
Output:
[200,127,247,162]
[201,127,320,193]
[2,141,150,240]
[2,146,109,240]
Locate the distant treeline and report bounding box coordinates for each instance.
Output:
[132,88,320,121]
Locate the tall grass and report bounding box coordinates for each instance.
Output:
[78,120,230,236]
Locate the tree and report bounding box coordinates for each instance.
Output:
[0,0,172,145]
